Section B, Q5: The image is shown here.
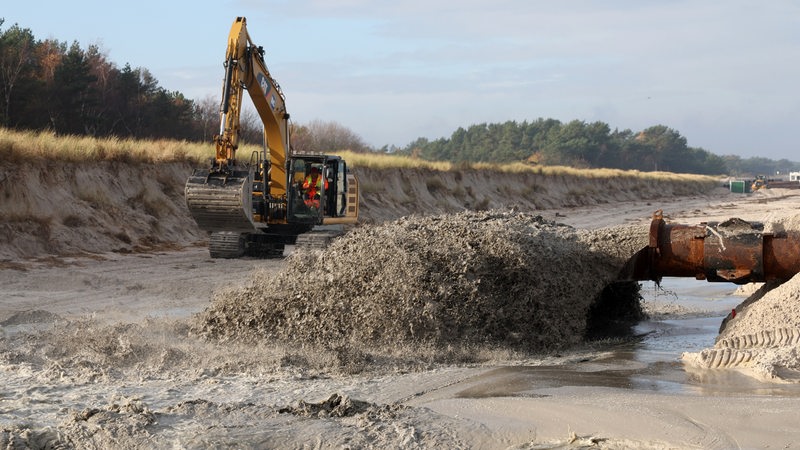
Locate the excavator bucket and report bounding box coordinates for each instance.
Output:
[185,168,256,232]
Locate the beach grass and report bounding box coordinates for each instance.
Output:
[0,127,719,185]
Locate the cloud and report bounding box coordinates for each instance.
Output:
[217,1,800,158]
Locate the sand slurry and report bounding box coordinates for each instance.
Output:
[197,210,648,356]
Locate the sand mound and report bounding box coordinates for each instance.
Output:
[683,273,800,382]
[682,214,800,382]
[0,309,63,326]
[196,210,648,354]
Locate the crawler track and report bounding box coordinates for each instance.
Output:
[293,230,344,252]
[209,232,246,259]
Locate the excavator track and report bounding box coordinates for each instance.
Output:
[209,231,246,258]
[185,168,255,233]
[293,229,344,252]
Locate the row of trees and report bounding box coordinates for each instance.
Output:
[398,120,731,175]
[0,19,367,154]
[0,20,199,139]
[722,155,800,178]
[2,19,796,175]
[399,120,800,176]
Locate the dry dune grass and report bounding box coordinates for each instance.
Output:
[335,149,453,171]
[1,127,718,187]
[337,149,718,184]
[0,128,209,163]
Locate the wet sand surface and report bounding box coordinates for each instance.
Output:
[3,190,800,448]
[456,278,800,400]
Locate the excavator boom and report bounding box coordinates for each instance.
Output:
[186,17,290,234]
[217,17,290,200]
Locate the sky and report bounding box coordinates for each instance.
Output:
[3,1,800,161]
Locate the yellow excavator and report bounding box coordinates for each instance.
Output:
[185,17,359,258]
[751,175,767,192]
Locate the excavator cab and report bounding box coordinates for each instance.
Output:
[286,155,352,225]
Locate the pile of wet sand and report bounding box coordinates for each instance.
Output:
[682,214,800,382]
[196,210,649,355]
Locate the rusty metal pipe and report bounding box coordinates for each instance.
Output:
[620,210,800,284]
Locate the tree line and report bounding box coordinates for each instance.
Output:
[2,19,796,175]
[396,119,799,176]
[0,20,199,139]
[0,19,370,153]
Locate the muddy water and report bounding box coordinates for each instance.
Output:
[456,278,800,399]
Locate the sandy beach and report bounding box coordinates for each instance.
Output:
[2,184,800,448]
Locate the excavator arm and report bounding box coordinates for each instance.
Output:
[215,16,289,199]
[185,17,291,233]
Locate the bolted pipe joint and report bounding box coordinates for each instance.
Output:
[620,210,800,284]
